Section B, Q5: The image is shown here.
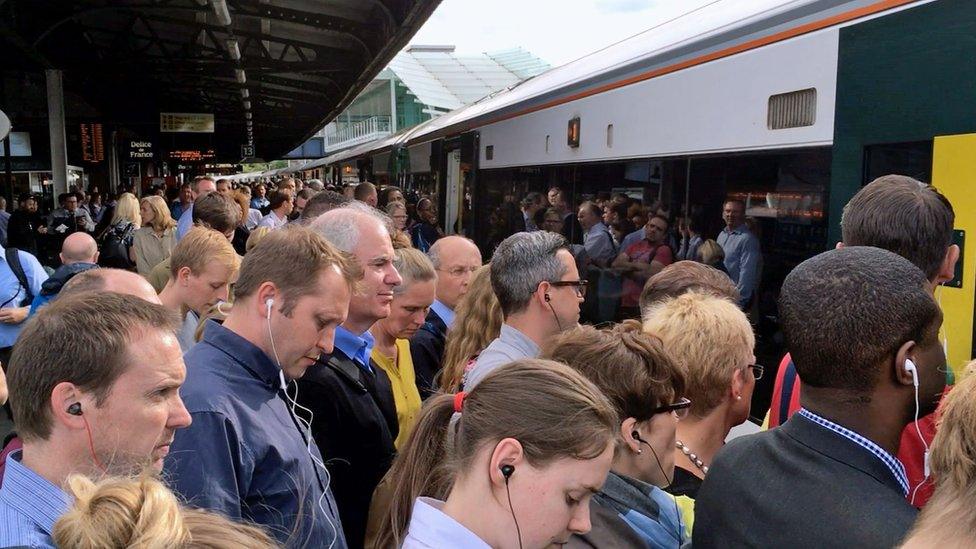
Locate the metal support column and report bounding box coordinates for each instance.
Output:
[389,77,398,133]
[46,69,68,203]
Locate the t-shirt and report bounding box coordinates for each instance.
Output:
[620,240,673,307]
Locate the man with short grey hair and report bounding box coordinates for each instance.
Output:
[464,231,584,389]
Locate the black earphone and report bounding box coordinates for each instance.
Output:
[499,464,523,549]
[67,402,82,416]
[632,430,684,543]
[544,294,551,302]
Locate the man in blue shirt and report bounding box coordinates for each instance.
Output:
[0,244,48,364]
[176,176,216,240]
[165,227,357,548]
[716,199,761,309]
[1,293,190,548]
[300,204,402,548]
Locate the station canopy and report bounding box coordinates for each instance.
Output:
[0,0,441,161]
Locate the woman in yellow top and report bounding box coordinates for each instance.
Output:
[369,247,436,449]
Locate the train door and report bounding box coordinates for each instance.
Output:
[444,149,461,235]
[931,133,976,378]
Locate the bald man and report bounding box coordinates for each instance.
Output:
[60,268,161,305]
[410,235,482,398]
[28,233,101,314]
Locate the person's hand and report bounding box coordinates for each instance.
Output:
[37,226,48,234]
[0,307,29,324]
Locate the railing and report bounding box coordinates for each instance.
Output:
[324,115,392,151]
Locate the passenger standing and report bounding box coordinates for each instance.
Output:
[578,201,616,267]
[521,192,545,231]
[6,194,47,258]
[250,183,270,212]
[693,247,942,548]
[28,232,99,314]
[612,215,673,319]
[0,293,191,548]
[675,217,703,261]
[369,249,436,449]
[410,235,482,398]
[131,196,177,278]
[175,176,216,240]
[0,241,47,366]
[256,190,293,230]
[164,227,355,548]
[48,192,95,235]
[170,183,193,221]
[716,199,760,309]
[410,198,442,252]
[355,182,379,208]
[464,231,584,389]
[548,186,583,244]
[437,265,503,393]
[301,205,403,549]
[97,192,140,270]
[0,198,9,247]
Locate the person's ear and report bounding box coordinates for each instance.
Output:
[489,437,525,486]
[177,266,193,285]
[536,280,552,305]
[51,381,87,430]
[620,417,640,454]
[894,340,919,387]
[935,244,961,285]
[730,366,746,401]
[835,241,845,250]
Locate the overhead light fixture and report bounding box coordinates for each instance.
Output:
[226,39,240,61]
[243,100,251,110]
[235,69,246,84]
[211,0,232,26]
[245,112,252,120]
[240,88,249,99]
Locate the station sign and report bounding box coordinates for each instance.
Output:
[167,149,217,162]
[241,145,255,158]
[160,112,215,133]
[80,123,105,162]
[129,140,154,159]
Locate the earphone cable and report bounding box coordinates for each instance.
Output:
[504,478,524,549]
[638,436,683,543]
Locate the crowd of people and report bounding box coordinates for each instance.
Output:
[0,172,968,549]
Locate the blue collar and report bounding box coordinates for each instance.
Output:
[334,325,375,371]
[0,450,72,538]
[430,299,455,329]
[798,408,909,495]
[200,320,282,389]
[723,223,749,235]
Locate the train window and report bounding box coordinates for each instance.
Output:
[606,124,614,148]
[768,88,817,129]
[485,145,494,161]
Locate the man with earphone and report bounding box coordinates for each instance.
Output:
[694,246,946,549]
[164,227,356,549]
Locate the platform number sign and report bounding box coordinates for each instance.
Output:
[241,145,255,158]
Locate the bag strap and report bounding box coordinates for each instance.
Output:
[5,247,33,306]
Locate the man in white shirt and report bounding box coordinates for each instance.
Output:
[257,190,293,230]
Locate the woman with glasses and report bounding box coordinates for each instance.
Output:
[543,321,691,548]
[642,291,756,500]
[385,201,412,249]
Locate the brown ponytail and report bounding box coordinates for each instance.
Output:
[372,358,618,547]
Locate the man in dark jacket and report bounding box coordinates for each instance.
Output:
[29,232,99,314]
[693,247,945,548]
[6,194,47,258]
[300,204,402,549]
[410,236,482,397]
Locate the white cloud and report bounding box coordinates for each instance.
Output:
[596,0,657,13]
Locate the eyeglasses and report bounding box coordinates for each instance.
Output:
[439,266,479,278]
[549,279,588,297]
[748,364,764,380]
[652,397,692,420]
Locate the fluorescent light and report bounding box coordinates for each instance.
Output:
[245,112,252,120]
[235,69,246,84]
[226,39,240,61]
[211,0,231,26]
[243,100,251,110]
[240,88,249,99]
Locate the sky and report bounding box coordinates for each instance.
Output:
[408,0,717,67]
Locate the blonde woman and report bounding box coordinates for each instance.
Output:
[98,192,141,269]
[53,474,279,548]
[437,265,503,393]
[697,239,729,275]
[131,195,177,277]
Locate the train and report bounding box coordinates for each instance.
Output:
[292,0,976,404]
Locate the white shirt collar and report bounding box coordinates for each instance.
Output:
[403,497,491,549]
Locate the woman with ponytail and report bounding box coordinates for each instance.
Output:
[374,359,618,549]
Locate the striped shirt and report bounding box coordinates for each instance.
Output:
[798,408,909,495]
[0,450,71,548]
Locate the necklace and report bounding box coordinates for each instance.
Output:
[675,440,709,475]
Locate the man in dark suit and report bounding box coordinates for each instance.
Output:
[410,235,482,397]
[298,205,402,549]
[693,246,945,549]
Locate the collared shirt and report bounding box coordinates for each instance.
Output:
[583,222,617,265]
[402,497,490,549]
[465,324,540,389]
[257,211,288,230]
[620,226,646,253]
[251,197,270,210]
[170,200,190,221]
[523,210,538,232]
[0,246,48,348]
[370,338,422,449]
[334,325,375,373]
[0,450,72,549]
[176,310,200,353]
[716,223,761,308]
[175,204,194,240]
[164,321,347,549]
[246,208,263,230]
[429,299,455,329]
[798,408,909,496]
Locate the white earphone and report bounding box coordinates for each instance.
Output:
[905,357,930,502]
[265,297,274,320]
[905,358,919,388]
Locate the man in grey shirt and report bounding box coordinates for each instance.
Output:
[465,231,585,388]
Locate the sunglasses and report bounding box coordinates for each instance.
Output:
[652,397,692,420]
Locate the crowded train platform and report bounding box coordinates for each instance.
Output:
[2,0,976,547]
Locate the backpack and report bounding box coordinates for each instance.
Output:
[5,247,34,306]
[98,222,136,269]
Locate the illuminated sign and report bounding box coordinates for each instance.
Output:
[80,123,105,162]
[567,117,581,148]
[160,112,215,133]
[129,140,154,159]
[167,149,217,162]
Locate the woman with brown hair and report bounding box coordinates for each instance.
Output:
[131,195,177,277]
[437,265,503,392]
[373,359,618,548]
[543,322,690,547]
[53,474,279,548]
